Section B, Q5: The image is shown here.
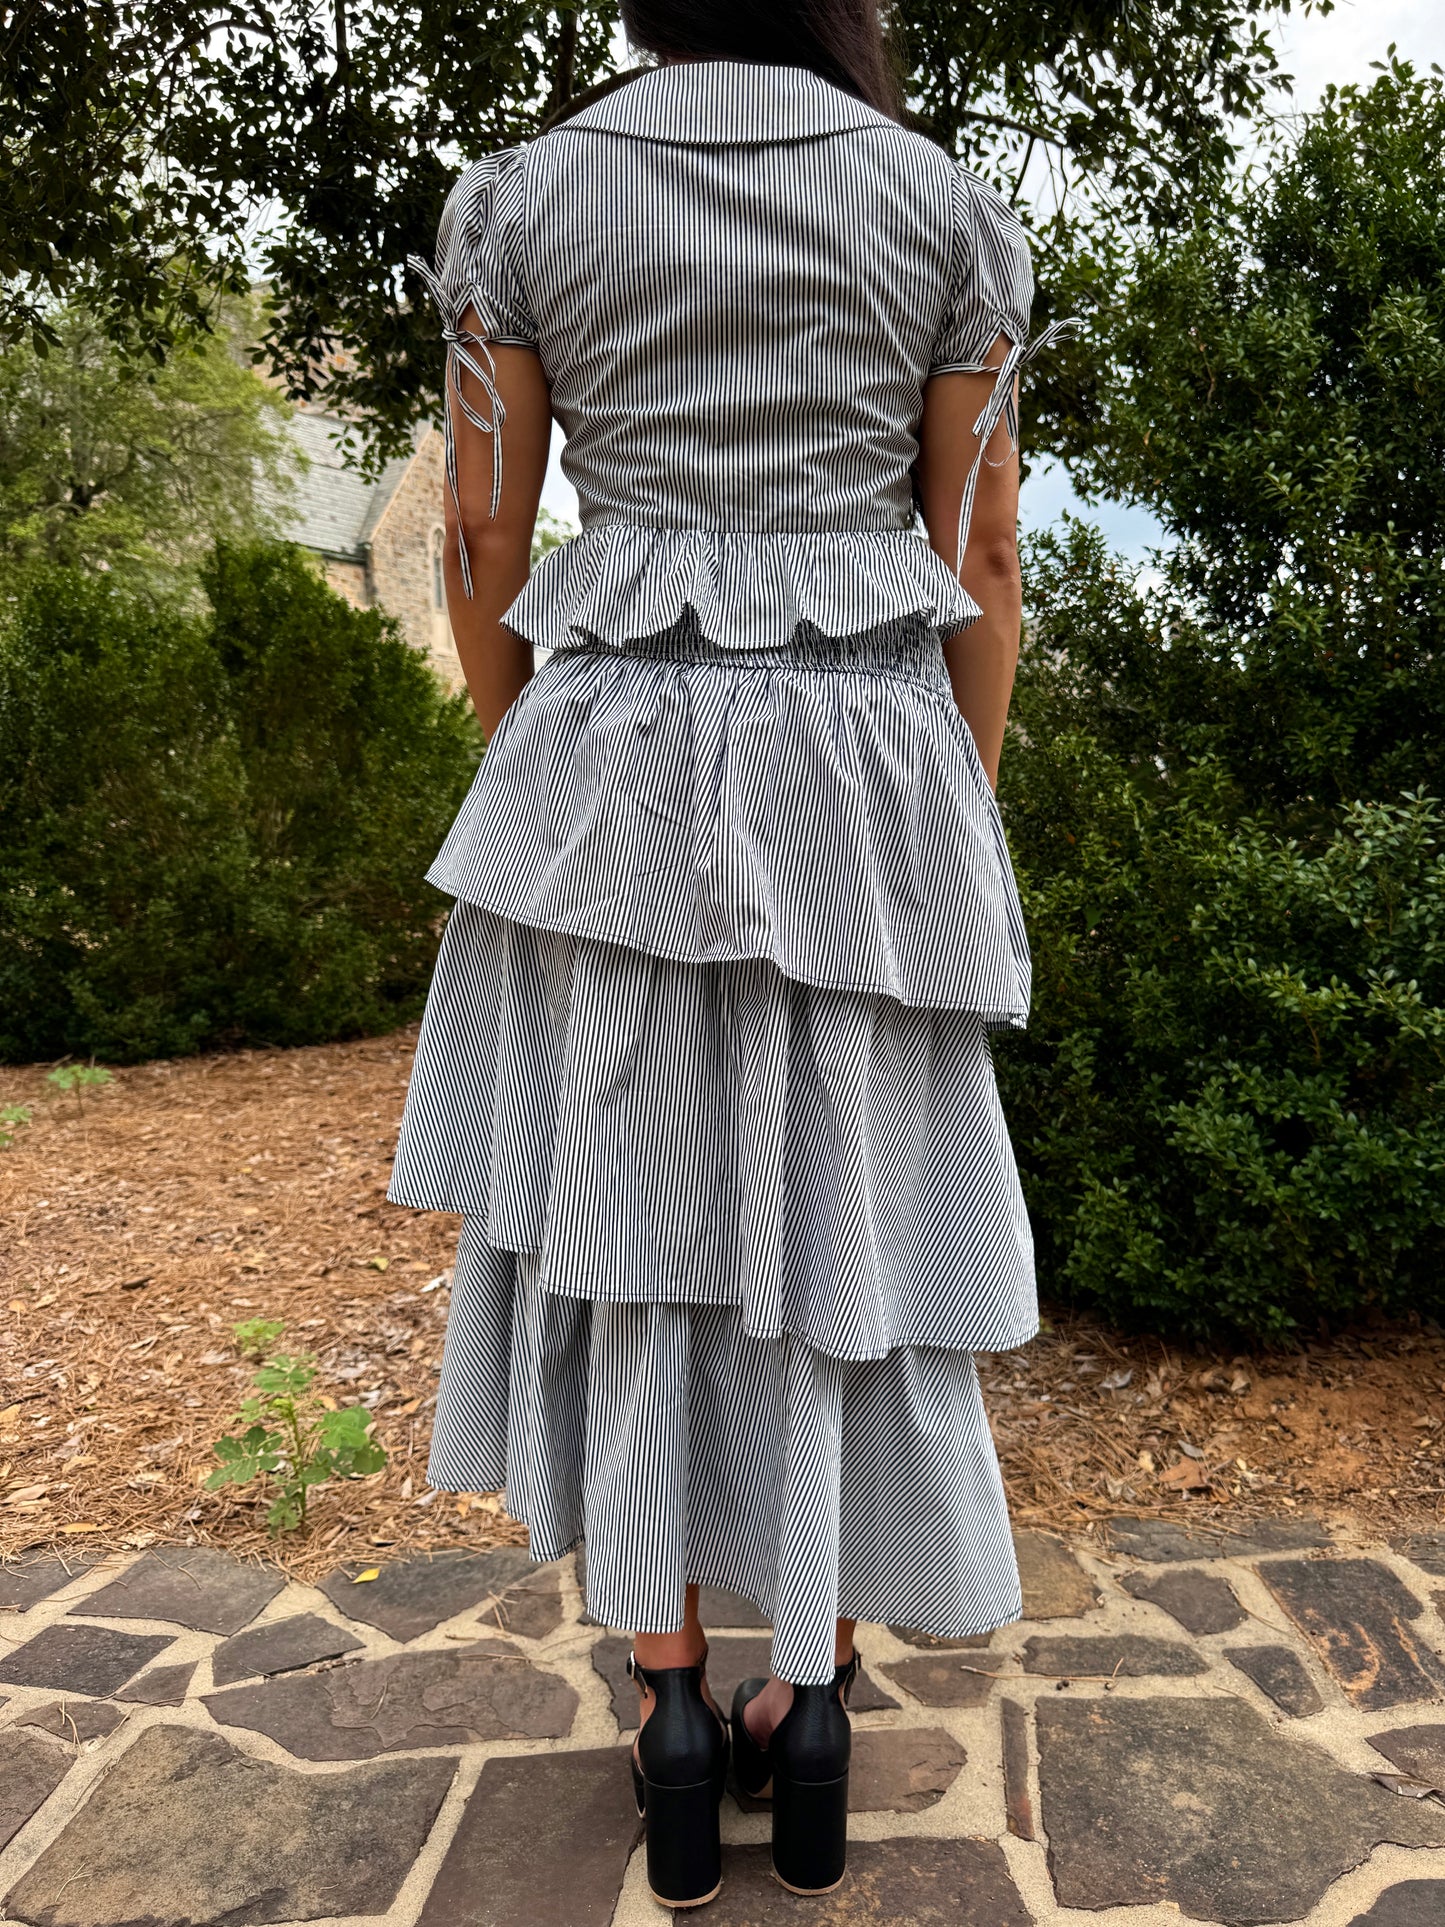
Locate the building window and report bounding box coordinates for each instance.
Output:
[430,526,446,610]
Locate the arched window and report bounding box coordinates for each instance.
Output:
[430,526,446,611]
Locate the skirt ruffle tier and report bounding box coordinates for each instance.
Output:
[389,903,1035,1359]
[389,617,1038,1683]
[428,616,1031,1022]
[432,1223,1023,1686]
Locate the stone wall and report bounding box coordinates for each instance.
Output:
[321,560,369,611]
[367,429,461,687]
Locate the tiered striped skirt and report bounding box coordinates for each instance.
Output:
[388,619,1039,1684]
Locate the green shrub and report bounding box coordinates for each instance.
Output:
[998,531,1445,1342]
[0,544,479,1061]
[996,68,1445,1341]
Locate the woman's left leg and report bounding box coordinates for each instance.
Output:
[629,1583,731,1909]
[632,1583,724,1722]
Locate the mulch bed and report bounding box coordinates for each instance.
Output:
[3,1030,1441,1582]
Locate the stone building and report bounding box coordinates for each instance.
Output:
[264,409,461,686]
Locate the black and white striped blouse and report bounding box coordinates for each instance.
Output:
[407,58,1069,1019]
[410,57,1063,640]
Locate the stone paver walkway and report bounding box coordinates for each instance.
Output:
[2,1520,1444,1925]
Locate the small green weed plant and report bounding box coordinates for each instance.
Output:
[206,1317,386,1534]
[46,1065,114,1106]
[0,1104,31,1148]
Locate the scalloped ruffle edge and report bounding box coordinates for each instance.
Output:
[501,525,983,652]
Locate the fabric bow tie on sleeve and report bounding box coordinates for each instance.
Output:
[954,316,1082,574]
[406,252,506,600]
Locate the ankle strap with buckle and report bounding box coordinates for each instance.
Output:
[627,1643,710,1693]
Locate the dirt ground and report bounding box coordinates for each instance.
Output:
[3,1029,1442,1582]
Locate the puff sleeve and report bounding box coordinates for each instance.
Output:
[929,166,1035,376]
[406,148,537,597]
[927,163,1079,565]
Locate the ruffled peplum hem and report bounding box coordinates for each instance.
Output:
[428,622,1031,1022]
[387,900,1038,1362]
[499,524,983,653]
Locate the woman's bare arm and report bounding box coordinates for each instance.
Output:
[444,317,553,740]
[915,337,1022,789]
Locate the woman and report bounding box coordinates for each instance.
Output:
[391,0,1068,1906]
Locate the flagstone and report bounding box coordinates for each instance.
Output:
[731,1727,965,1815]
[1105,1515,1330,1562]
[0,1623,173,1696]
[0,1727,74,1852]
[1259,1558,1445,1709]
[77,1547,284,1636]
[115,1660,198,1706]
[692,1585,771,1629]
[210,1612,363,1686]
[1389,1531,1445,1578]
[887,1627,993,1650]
[1367,1724,1445,1793]
[1120,1565,1246,1634]
[851,1728,965,1814]
[204,1639,577,1759]
[1016,1530,1100,1618]
[319,1548,548,1641]
[1225,1644,1326,1718]
[18,1700,128,1742]
[1348,1882,1445,1925]
[700,1838,1032,1925]
[414,1748,640,1927]
[1021,1633,1207,1678]
[0,1554,102,1614]
[1036,1695,1445,1922]
[474,1562,564,1641]
[879,1649,1008,1707]
[2,1723,454,1927]
[1001,1698,1034,1840]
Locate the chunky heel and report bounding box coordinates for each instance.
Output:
[772,1770,849,1894]
[642,1776,723,1908]
[767,1651,858,1895]
[627,1649,730,1909]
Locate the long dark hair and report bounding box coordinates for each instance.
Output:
[618,0,902,119]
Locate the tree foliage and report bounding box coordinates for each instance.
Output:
[6,0,1323,461]
[1066,58,1445,823]
[0,292,297,590]
[999,532,1445,1341]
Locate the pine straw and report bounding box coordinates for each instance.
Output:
[2,1029,1441,1583]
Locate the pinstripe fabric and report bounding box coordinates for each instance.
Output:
[430,1222,1022,1685]
[406,63,1059,1005]
[390,899,1036,1357]
[428,622,1031,1021]
[390,57,1050,1679]
[411,58,1050,641]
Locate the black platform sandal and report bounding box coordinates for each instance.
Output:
[628,1648,731,1909]
[731,1652,859,1895]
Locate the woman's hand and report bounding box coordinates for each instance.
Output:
[445,312,553,740]
[915,337,1023,790]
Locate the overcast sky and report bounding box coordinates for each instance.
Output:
[541,2,1445,552]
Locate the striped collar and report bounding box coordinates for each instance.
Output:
[560,59,894,146]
